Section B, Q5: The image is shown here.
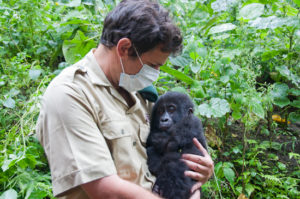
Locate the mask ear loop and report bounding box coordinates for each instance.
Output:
[120,57,125,73]
[132,45,144,66]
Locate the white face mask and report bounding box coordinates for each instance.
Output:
[119,48,160,92]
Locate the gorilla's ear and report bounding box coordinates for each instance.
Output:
[188,108,193,114]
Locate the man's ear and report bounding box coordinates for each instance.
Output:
[116,38,132,58]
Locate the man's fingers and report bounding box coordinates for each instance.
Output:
[189,189,201,199]
[182,153,211,167]
[182,159,210,176]
[193,138,208,156]
[185,170,206,182]
[191,182,203,193]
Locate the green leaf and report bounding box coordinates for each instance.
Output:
[276,65,300,87]
[223,167,235,184]
[288,112,300,123]
[270,83,289,98]
[249,16,299,29]
[0,189,18,199]
[290,88,300,96]
[211,0,238,12]
[160,65,194,85]
[63,30,96,64]
[245,184,255,197]
[277,162,286,171]
[292,0,300,7]
[290,99,300,108]
[3,97,15,109]
[208,23,236,35]
[274,97,290,108]
[251,102,265,119]
[220,75,230,84]
[198,98,230,118]
[232,111,242,120]
[190,63,201,73]
[58,0,81,7]
[170,87,187,94]
[239,3,264,20]
[29,69,42,80]
[214,162,223,177]
[169,54,192,67]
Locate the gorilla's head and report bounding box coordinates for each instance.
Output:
[151,92,194,131]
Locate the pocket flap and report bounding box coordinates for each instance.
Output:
[101,120,132,139]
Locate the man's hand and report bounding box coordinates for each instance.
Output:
[182,138,214,195]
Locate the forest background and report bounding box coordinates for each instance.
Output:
[0,0,299,198]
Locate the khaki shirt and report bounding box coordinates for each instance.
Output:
[36,49,155,198]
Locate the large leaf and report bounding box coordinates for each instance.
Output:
[29,69,42,80]
[250,103,265,119]
[63,30,96,64]
[0,189,17,199]
[223,167,235,184]
[293,0,300,7]
[3,97,15,109]
[249,16,299,29]
[290,99,300,108]
[160,65,194,85]
[211,0,238,12]
[274,97,290,108]
[58,0,81,7]
[169,54,192,67]
[239,3,264,20]
[289,112,300,123]
[276,65,300,87]
[198,98,230,118]
[270,83,289,98]
[208,23,236,35]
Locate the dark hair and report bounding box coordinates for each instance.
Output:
[100,0,182,56]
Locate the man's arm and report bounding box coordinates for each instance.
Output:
[81,174,162,199]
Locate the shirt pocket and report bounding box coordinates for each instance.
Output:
[101,120,132,139]
[100,120,141,181]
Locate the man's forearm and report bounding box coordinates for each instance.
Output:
[81,174,161,199]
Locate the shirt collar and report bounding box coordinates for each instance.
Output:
[84,49,112,87]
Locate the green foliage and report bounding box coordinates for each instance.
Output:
[0,0,299,198]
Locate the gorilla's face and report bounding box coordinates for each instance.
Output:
[152,92,194,131]
[156,102,177,130]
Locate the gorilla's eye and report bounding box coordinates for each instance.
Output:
[167,105,176,113]
[157,107,164,115]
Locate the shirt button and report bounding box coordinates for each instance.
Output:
[133,141,137,146]
[121,129,125,134]
[146,172,150,177]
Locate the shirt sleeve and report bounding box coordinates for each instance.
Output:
[36,82,117,196]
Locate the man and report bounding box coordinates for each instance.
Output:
[36,0,214,198]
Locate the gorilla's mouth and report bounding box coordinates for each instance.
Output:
[159,124,171,131]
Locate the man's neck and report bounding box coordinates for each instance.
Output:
[93,44,120,88]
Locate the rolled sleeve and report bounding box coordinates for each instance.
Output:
[37,83,117,196]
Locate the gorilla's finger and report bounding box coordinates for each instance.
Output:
[193,138,209,156]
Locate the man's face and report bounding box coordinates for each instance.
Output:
[124,46,170,74]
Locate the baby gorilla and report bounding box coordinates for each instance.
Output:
[146,91,207,199]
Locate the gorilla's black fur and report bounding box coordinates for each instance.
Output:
[146,91,207,199]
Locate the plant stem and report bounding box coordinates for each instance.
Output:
[241,127,246,194]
